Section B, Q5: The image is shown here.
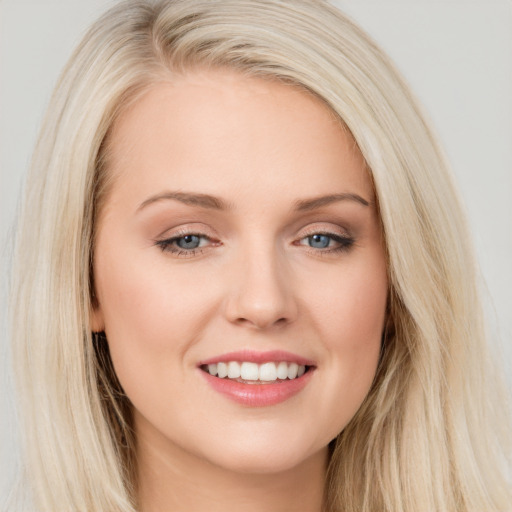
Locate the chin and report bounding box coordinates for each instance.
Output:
[199,430,327,475]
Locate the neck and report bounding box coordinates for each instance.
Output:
[136,420,328,512]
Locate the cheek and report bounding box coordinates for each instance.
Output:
[92,235,220,398]
[309,252,388,347]
[304,254,387,433]
[94,231,214,341]
[331,266,387,374]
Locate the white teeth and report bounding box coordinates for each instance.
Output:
[217,362,228,378]
[259,362,277,381]
[205,360,310,382]
[241,362,259,380]
[276,361,288,380]
[287,362,298,379]
[227,361,241,379]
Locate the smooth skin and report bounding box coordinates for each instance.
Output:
[91,70,388,512]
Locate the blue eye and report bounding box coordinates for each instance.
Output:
[176,234,201,249]
[156,233,211,254]
[298,232,355,253]
[307,234,332,249]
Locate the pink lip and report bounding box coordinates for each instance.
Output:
[197,350,316,407]
[199,368,315,407]
[198,350,316,366]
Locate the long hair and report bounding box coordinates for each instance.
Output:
[10,1,511,510]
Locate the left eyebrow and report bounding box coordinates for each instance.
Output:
[137,191,231,212]
[294,193,371,211]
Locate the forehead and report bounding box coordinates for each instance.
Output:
[103,69,373,210]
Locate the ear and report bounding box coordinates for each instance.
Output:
[90,302,105,332]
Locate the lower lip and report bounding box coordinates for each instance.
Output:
[199,369,314,407]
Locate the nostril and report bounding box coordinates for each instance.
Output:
[232,315,290,330]
[224,272,299,329]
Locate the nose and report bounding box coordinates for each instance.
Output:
[224,245,298,330]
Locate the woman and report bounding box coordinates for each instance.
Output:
[8,0,511,511]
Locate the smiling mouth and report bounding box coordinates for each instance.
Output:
[200,361,313,384]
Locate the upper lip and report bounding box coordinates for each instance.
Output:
[198,350,316,367]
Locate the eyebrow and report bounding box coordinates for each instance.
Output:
[137,190,370,213]
[137,191,230,212]
[294,193,370,211]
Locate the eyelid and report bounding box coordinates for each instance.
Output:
[155,222,216,240]
[153,223,356,257]
[296,222,353,241]
[154,224,220,257]
[294,224,356,254]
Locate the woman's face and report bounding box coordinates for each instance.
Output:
[91,70,388,474]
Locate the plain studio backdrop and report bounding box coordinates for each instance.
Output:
[1,0,511,497]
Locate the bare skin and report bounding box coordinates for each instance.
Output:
[91,70,388,512]
[137,415,327,511]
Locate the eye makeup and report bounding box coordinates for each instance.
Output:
[154,227,356,259]
[297,232,355,254]
[155,232,217,257]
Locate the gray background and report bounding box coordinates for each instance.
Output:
[1,0,511,497]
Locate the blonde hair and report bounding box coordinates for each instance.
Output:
[9,0,511,510]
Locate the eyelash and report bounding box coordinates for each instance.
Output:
[154,231,355,258]
[297,231,355,255]
[155,232,215,257]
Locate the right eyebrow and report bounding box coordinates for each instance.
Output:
[294,193,371,211]
[137,191,231,212]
